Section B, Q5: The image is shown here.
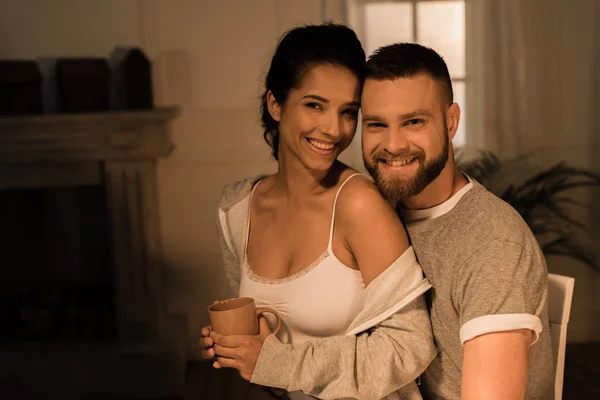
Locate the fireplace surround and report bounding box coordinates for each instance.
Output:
[0,107,187,399]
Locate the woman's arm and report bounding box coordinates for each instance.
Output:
[213,288,432,400]
[250,298,435,400]
[251,178,435,399]
[336,177,411,286]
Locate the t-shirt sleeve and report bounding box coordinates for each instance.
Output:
[454,239,548,345]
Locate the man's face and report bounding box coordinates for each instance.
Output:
[361,74,452,205]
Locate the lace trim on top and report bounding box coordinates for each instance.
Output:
[245,250,329,285]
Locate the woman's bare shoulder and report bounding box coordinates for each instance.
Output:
[333,170,410,284]
[335,172,395,219]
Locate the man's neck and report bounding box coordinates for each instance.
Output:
[401,161,468,211]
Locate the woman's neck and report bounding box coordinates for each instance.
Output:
[270,154,342,204]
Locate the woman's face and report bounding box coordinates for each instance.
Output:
[269,64,361,172]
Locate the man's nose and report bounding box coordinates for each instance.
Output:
[383,129,410,154]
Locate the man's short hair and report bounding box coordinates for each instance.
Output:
[366,43,453,106]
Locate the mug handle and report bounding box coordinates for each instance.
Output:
[255,307,282,335]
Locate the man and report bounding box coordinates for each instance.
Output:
[204,43,554,399]
[360,43,554,399]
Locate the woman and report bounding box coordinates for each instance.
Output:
[200,23,436,400]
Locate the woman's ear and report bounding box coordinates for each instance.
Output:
[266,90,281,122]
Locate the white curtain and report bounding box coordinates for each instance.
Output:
[473,0,599,164]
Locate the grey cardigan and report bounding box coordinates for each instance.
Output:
[215,175,437,400]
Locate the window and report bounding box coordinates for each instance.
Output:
[348,0,467,146]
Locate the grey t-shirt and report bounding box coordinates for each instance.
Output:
[404,179,554,399]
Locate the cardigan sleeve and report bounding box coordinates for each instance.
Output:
[251,297,436,400]
[215,207,240,297]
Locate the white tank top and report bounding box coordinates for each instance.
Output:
[239,173,368,346]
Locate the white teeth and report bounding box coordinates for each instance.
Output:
[386,158,414,167]
[307,138,335,150]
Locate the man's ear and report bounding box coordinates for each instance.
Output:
[266,90,281,122]
[446,102,461,141]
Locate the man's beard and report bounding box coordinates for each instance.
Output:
[364,132,449,206]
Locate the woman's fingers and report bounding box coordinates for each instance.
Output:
[200,347,215,359]
[215,356,238,369]
[213,343,238,359]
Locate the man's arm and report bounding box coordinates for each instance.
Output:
[462,329,532,400]
[455,238,550,399]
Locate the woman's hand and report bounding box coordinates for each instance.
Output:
[198,325,215,359]
[211,316,273,381]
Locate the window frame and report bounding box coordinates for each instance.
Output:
[345,0,475,152]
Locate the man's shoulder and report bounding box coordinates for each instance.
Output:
[414,181,544,273]
[449,183,548,286]
[460,181,538,247]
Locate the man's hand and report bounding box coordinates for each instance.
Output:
[198,325,215,359]
[211,316,273,381]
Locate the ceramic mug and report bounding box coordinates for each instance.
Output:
[207,297,281,336]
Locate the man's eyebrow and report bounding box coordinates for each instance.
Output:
[362,109,434,123]
[362,114,384,122]
[401,109,433,119]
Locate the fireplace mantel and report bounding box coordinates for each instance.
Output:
[0,107,178,162]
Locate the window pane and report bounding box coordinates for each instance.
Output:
[364,3,412,57]
[417,1,465,77]
[452,81,467,146]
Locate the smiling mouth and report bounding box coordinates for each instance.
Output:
[379,157,417,167]
[306,138,336,152]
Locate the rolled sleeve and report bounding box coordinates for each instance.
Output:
[459,313,542,345]
[455,239,548,344]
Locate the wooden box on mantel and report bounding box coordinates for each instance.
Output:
[0,60,43,116]
[110,47,154,111]
[56,58,110,113]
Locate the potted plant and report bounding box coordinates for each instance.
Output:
[455,148,600,271]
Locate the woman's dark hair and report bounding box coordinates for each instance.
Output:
[260,22,365,160]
